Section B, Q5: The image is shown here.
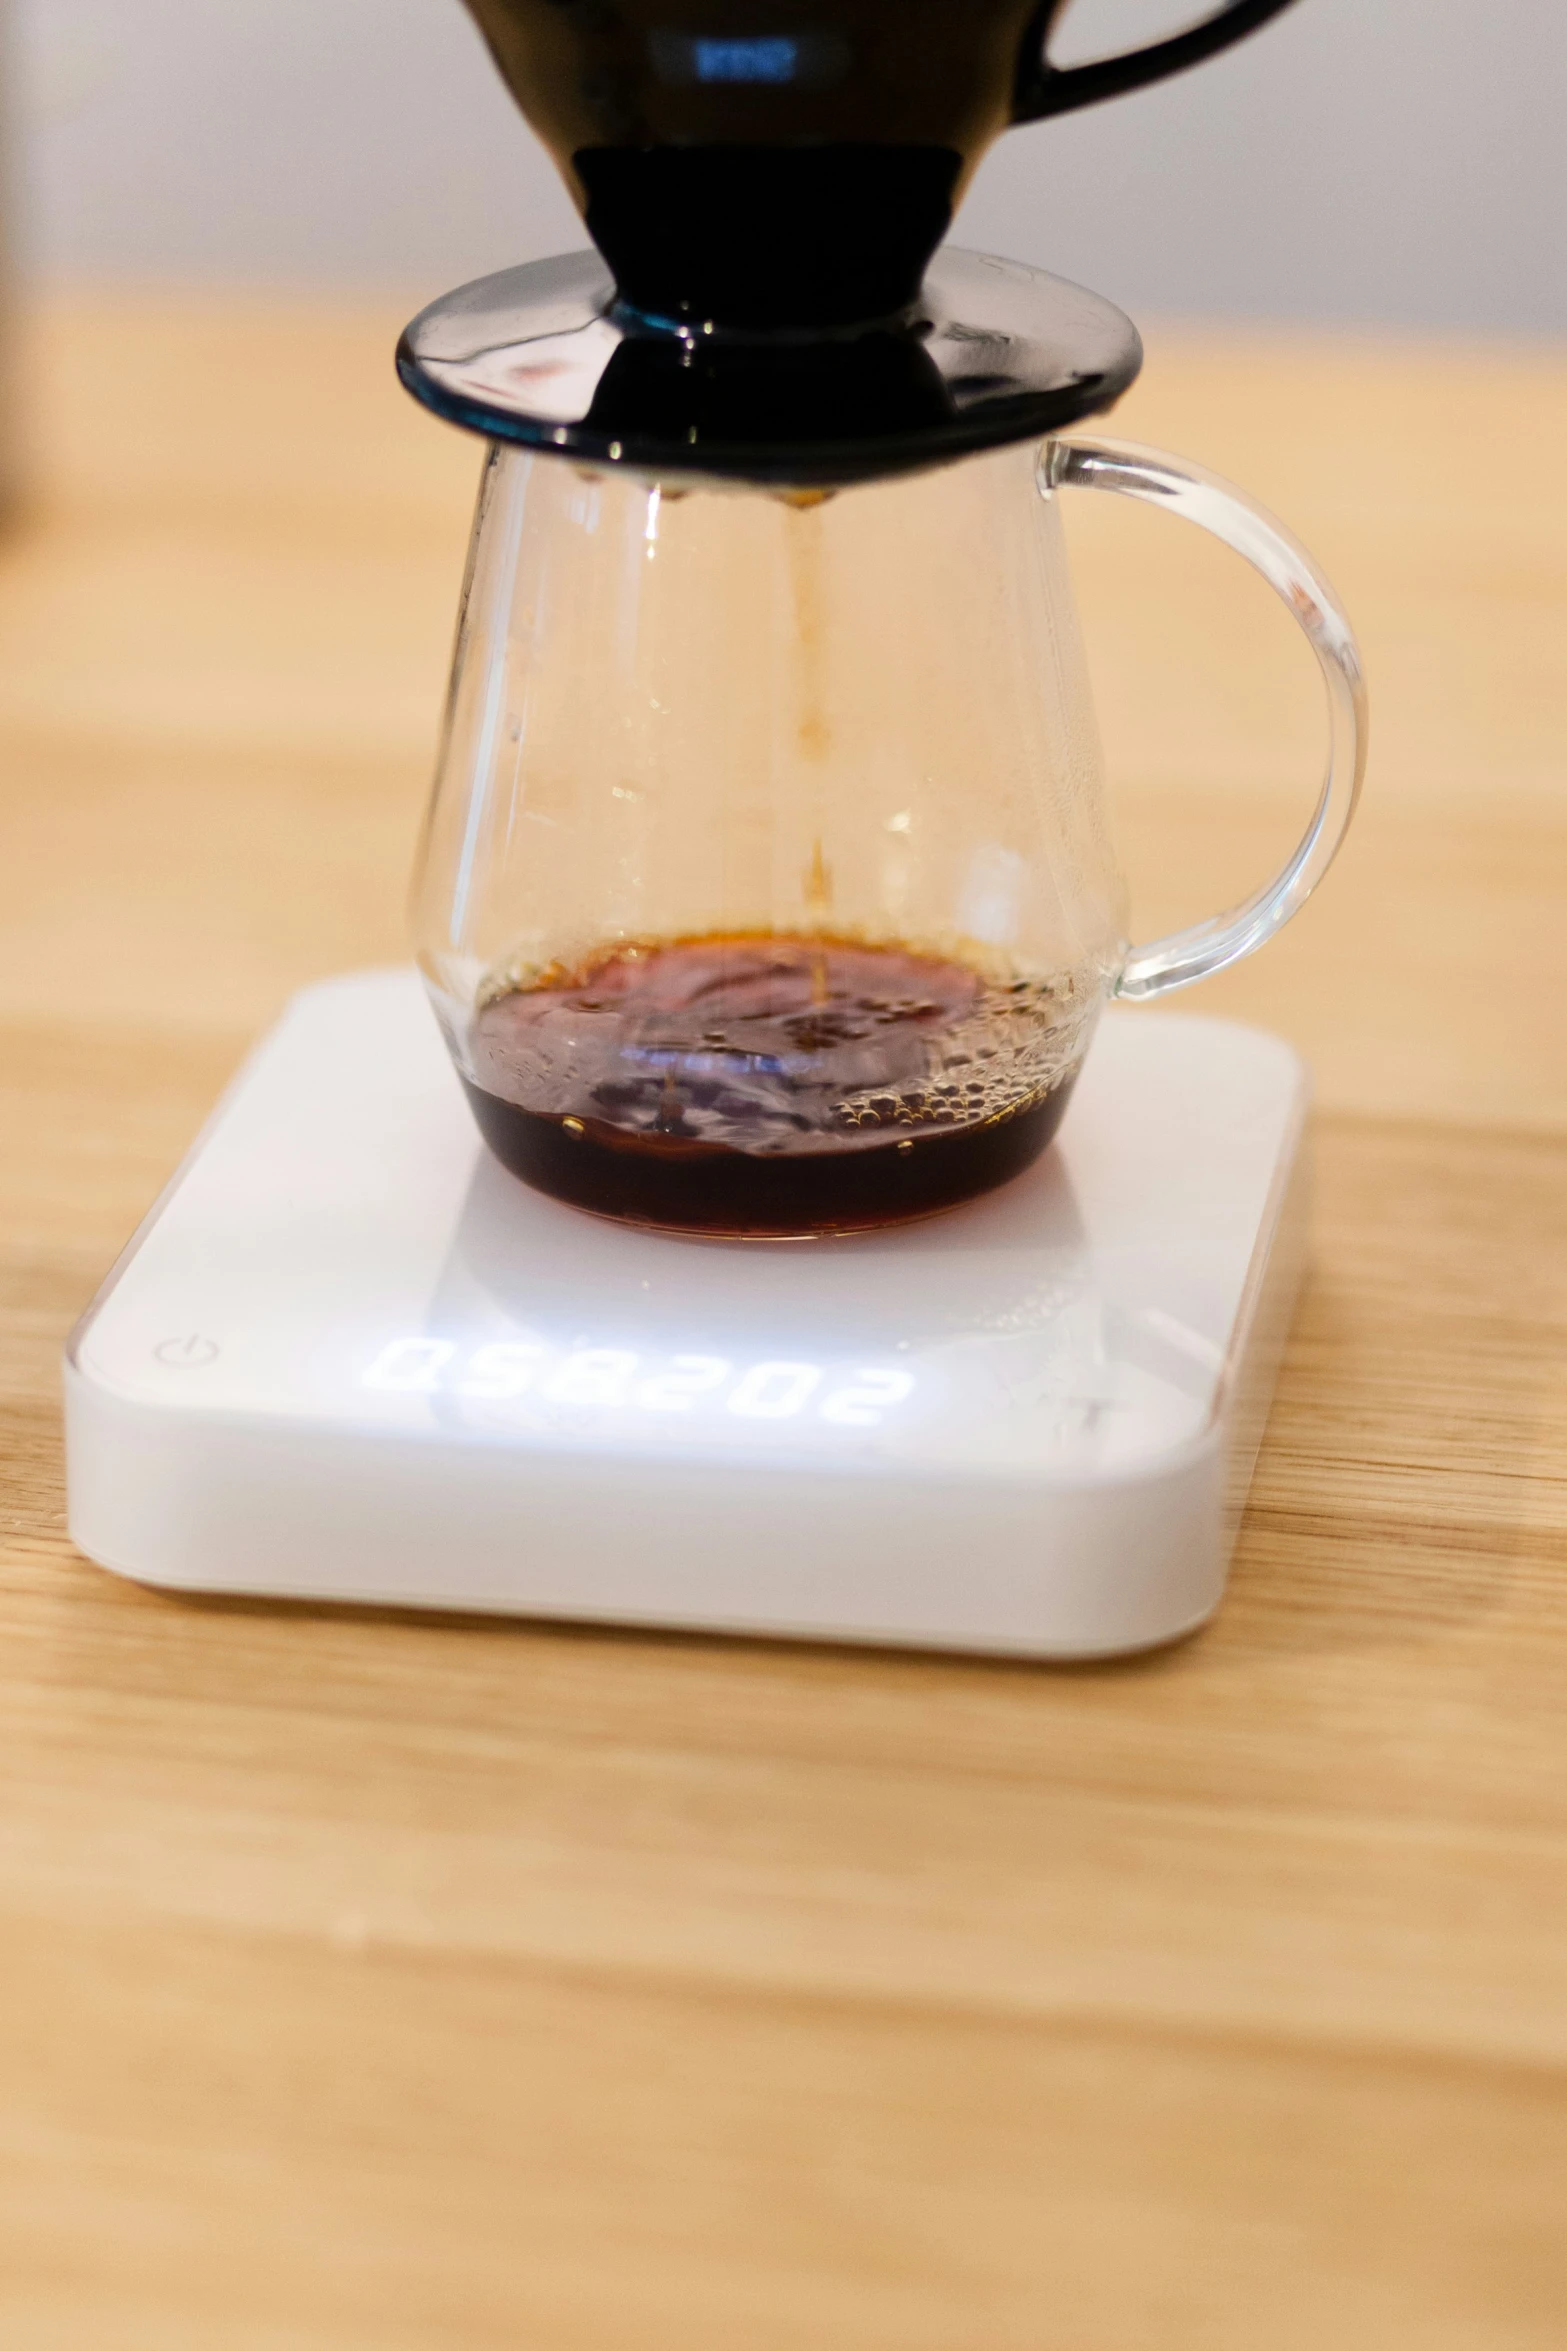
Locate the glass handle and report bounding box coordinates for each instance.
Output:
[1050,434,1368,1002]
[1014,0,1301,122]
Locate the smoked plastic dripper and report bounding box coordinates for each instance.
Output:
[460,0,1301,328]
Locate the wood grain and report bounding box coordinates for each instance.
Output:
[1,296,1565,2349]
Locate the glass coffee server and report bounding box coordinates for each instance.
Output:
[403,0,1364,1239]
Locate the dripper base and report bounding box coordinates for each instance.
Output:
[398,246,1141,485]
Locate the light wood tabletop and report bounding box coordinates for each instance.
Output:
[1,295,1565,2350]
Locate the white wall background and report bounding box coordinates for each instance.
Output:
[11,0,1567,330]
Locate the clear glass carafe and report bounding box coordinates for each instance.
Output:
[413,433,1364,1236]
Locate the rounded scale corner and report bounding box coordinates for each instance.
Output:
[1082,1591,1224,1664]
[61,1334,170,1419]
[61,1317,94,1385]
[63,1519,172,1595]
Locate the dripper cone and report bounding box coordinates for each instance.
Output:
[464,0,1041,326]
[461,0,1302,329]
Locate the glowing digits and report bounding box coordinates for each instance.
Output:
[456,1340,548,1398]
[363,1337,458,1392]
[819,1369,917,1426]
[364,1338,916,1426]
[726,1361,822,1420]
[637,1355,732,1412]
[546,1348,638,1405]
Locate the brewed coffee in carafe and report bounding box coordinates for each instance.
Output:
[401,0,1363,1237]
[452,465,1092,1239]
[463,935,1081,1236]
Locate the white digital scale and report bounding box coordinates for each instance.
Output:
[65,969,1307,1658]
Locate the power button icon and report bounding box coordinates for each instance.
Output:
[154,1334,220,1368]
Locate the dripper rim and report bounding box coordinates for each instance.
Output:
[397,246,1142,489]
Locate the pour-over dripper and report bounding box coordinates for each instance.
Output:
[462,0,1301,328]
[402,2,1305,480]
[398,246,1144,486]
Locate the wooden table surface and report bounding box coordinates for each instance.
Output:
[2,297,1565,2349]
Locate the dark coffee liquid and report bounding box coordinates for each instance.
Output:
[464,934,1082,1236]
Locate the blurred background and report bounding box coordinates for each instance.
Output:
[9,0,1567,331]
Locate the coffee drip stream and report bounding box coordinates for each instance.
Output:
[398,0,1364,1239]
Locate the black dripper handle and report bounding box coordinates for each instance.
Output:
[1014,0,1300,121]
